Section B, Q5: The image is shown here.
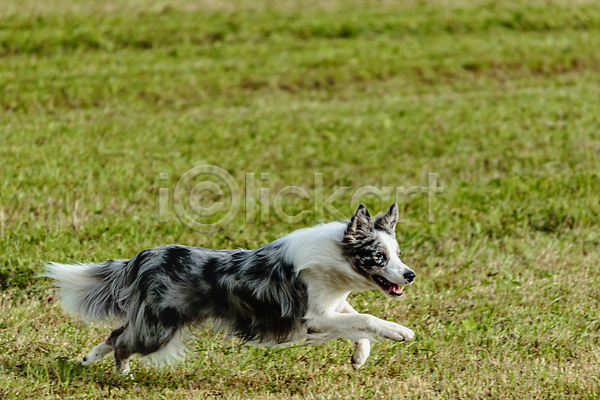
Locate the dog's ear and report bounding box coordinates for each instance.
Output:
[345,204,373,238]
[374,202,399,234]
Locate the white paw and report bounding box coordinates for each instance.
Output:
[113,367,133,379]
[351,339,371,369]
[79,352,102,365]
[381,322,414,342]
[78,343,112,365]
[77,356,95,366]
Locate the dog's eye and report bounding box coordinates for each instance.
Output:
[375,252,385,262]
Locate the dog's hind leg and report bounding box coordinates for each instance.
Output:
[339,301,371,369]
[113,348,133,375]
[109,309,185,374]
[77,325,126,366]
[109,326,136,375]
[77,342,112,366]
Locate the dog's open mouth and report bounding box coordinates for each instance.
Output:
[373,275,403,296]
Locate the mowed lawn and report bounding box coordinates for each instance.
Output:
[1,0,600,398]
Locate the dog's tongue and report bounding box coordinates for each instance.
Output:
[391,286,403,295]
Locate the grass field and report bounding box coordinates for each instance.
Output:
[1,0,600,398]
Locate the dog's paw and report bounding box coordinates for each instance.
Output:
[76,356,93,366]
[381,322,414,342]
[78,352,103,365]
[400,326,415,341]
[351,339,371,369]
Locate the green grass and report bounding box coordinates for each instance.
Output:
[1,0,600,398]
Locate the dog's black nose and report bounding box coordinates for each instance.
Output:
[404,271,416,283]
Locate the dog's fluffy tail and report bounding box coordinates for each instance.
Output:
[42,260,130,323]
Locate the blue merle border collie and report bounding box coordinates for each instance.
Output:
[44,203,416,375]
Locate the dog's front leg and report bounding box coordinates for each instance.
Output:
[338,301,371,369]
[308,312,414,343]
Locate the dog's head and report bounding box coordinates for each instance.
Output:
[342,203,415,297]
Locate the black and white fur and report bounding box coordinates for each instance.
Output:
[43,203,416,374]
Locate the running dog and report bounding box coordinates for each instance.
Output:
[44,203,416,374]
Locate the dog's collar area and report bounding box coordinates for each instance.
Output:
[372,275,403,296]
